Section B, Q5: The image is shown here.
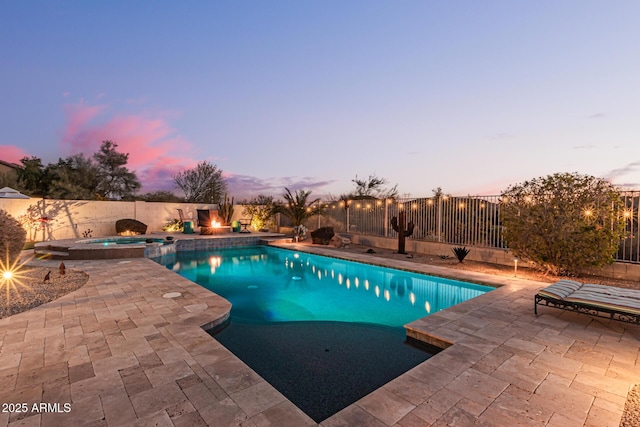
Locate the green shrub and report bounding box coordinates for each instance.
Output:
[162,219,183,232]
[0,209,27,266]
[501,172,625,275]
[242,194,276,231]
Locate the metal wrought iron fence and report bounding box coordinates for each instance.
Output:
[619,191,640,263]
[281,190,640,264]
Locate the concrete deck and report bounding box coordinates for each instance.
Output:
[0,241,638,426]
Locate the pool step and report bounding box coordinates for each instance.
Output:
[35,248,70,260]
[34,242,71,259]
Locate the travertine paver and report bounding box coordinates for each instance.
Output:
[0,239,638,426]
[269,242,639,426]
[0,254,315,426]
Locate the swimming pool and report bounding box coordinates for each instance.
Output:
[156,245,493,421]
[158,245,492,328]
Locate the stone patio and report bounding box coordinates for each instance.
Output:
[0,240,638,426]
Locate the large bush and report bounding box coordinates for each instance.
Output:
[242,194,276,231]
[0,209,27,265]
[501,172,625,275]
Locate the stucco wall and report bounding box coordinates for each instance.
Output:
[0,198,249,241]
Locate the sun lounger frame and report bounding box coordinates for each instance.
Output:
[534,294,640,324]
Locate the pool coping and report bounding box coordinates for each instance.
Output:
[1,238,638,426]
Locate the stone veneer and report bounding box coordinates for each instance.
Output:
[174,236,265,252]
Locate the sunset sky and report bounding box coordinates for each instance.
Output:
[2,1,640,200]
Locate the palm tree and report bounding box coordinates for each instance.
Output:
[275,188,325,238]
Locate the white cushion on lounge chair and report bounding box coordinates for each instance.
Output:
[581,284,640,301]
[566,290,640,315]
[537,280,583,300]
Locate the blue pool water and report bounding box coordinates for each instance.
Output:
[158,245,492,328]
[155,245,493,422]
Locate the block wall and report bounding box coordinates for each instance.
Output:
[0,198,249,241]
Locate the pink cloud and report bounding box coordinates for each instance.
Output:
[0,145,31,163]
[61,101,106,151]
[60,100,199,192]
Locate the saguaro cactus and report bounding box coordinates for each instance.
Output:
[391,211,414,254]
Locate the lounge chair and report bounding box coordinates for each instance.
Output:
[177,208,186,222]
[534,279,640,324]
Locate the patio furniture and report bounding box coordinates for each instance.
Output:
[197,209,213,228]
[239,218,252,233]
[534,279,640,324]
[177,209,195,233]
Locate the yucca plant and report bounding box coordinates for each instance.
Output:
[452,246,470,263]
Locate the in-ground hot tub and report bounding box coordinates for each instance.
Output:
[34,236,177,260]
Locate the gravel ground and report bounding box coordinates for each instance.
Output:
[0,264,89,319]
[621,385,640,427]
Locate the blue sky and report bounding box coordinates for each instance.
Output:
[2,1,639,199]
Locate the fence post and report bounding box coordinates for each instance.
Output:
[437,196,442,242]
[383,199,388,237]
[346,203,350,233]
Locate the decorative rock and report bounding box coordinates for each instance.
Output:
[330,235,351,248]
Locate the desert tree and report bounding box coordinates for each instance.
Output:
[93,141,141,200]
[15,156,46,197]
[335,174,399,204]
[45,154,101,200]
[173,161,227,204]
